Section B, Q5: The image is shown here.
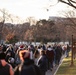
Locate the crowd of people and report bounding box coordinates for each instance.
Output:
[0,43,71,75]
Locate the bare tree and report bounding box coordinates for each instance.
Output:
[48,0,76,9]
[59,10,76,42]
[59,0,76,9]
[26,17,37,26]
[0,9,14,23]
[61,10,76,29]
[0,9,14,43]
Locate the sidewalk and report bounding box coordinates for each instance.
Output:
[56,51,76,75]
[46,55,65,75]
[46,65,58,75]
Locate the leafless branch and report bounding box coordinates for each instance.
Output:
[71,0,76,3]
[59,0,76,9]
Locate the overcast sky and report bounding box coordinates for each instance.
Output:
[0,0,73,20]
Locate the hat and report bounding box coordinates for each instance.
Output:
[19,45,24,50]
[47,48,53,51]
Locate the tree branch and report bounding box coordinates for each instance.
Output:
[59,0,76,9]
[71,0,76,3]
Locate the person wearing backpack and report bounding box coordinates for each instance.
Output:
[14,50,42,75]
[0,52,14,75]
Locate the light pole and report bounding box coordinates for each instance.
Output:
[70,35,74,66]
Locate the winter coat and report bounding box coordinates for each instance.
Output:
[55,46,62,59]
[14,58,42,75]
[46,49,54,62]
[37,55,48,72]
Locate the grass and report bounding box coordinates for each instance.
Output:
[56,51,76,75]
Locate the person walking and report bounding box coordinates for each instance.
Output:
[55,45,62,65]
[46,45,54,71]
[0,52,14,75]
[37,50,48,75]
[14,50,42,75]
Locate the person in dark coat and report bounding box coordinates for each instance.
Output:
[14,50,42,75]
[55,45,62,65]
[46,45,54,71]
[0,49,14,75]
[37,50,48,75]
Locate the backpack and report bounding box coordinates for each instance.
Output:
[19,64,36,75]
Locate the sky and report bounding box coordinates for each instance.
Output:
[0,0,73,20]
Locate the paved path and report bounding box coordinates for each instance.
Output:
[46,65,58,75]
[46,55,65,75]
